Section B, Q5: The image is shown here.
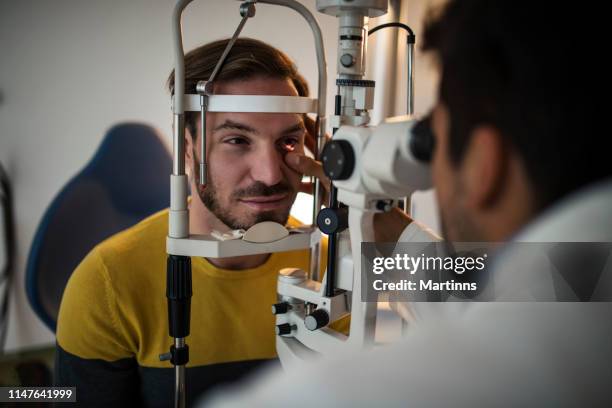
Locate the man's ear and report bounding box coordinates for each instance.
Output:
[460,125,506,210]
[185,129,194,165]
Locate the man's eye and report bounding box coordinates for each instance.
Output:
[279,137,299,151]
[225,137,250,146]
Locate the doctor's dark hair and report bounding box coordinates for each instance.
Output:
[167,38,314,150]
[422,0,608,210]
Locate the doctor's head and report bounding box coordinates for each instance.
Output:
[168,38,313,230]
[423,0,608,242]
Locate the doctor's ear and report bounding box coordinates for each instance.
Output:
[461,125,506,210]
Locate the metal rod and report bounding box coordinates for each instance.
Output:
[310,115,323,281]
[199,5,253,186]
[209,13,251,84]
[174,337,186,408]
[325,186,339,298]
[325,93,342,298]
[366,22,415,116]
[407,42,414,116]
[311,116,323,224]
[172,114,186,176]
[404,40,415,211]
[199,95,208,185]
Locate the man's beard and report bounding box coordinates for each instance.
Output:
[193,161,294,230]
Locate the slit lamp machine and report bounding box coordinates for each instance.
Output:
[163,1,436,406]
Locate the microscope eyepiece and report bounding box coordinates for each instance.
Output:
[410,115,435,163]
[321,140,355,180]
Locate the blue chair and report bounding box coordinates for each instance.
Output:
[25,123,172,331]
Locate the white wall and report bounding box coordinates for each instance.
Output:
[0,0,439,352]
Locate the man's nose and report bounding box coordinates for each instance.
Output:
[250,146,285,186]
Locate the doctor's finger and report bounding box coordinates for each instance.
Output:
[285,153,331,191]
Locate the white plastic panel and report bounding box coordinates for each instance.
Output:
[181,94,318,113]
[166,229,320,258]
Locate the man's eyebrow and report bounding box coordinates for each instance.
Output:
[281,122,306,135]
[213,120,259,135]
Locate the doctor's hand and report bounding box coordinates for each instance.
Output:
[285,152,331,205]
[285,153,331,205]
[284,151,412,242]
[374,207,413,242]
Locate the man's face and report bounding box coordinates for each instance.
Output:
[431,103,479,241]
[189,77,305,230]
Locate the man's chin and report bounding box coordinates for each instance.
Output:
[220,206,292,230]
[243,210,291,228]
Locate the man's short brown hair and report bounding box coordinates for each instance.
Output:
[167,38,315,151]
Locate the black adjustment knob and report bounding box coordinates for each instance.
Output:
[317,207,349,235]
[304,309,330,331]
[276,323,293,335]
[169,344,189,366]
[376,200,393,212]
[340,53,355,67]
[272,302,291,315]
[321,140,355,180]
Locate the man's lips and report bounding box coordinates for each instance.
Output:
[238,194,290,210]
[240,194,288,203]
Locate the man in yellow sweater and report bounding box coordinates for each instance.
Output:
[55,38,333,407]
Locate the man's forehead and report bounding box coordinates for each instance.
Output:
[213,76,299,96]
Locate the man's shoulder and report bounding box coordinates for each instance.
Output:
[95,208,169,261]
[58,209,170,357]
[69,208,168,288]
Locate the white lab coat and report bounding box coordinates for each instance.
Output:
[203,179,612,408]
